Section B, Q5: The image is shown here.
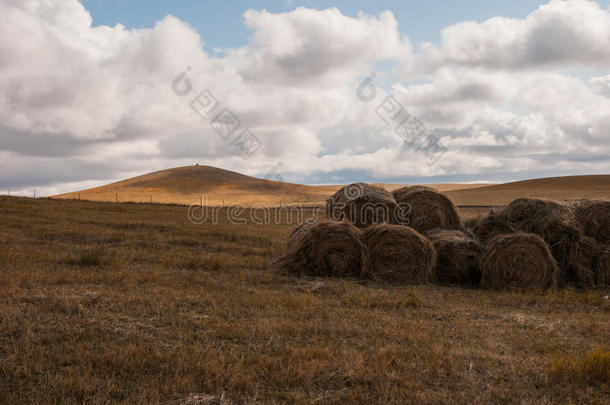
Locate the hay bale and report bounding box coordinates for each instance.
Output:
[574,199,610,244]
[480,233,559,290]
[473,198,594,285]
[392,188,463,234]
[279,220,364,277]
[425,229,483,285]
[326,183,397,228]
[361,224,436,284]
[475,198,577,241]
[471,210,520,243]
[566,236,598,287]
[392,185,438,201]
[596,245,610,287]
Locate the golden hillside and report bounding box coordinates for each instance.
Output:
[445,175,610,206]
[53,165,338,206]
[53,166,609,207]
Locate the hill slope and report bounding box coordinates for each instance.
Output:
[53,166,609,207]
[445,175,610,206]
[53,165,343,206]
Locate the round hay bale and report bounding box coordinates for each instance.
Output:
[278,220,364,277]
[326,183,397,229]
[566,235,598,287]
[425,229,483,285]
[473,198,589,285]
[392,188,463,234]
[392,185,438,201]
[595,245,610,287]
[480,233,559,290]
[472,210,520,244]
[574,199,610,244]
[361,224,436,284]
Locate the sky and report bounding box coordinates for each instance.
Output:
[1,0,610,196]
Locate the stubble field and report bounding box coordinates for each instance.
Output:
[0,196,608,404]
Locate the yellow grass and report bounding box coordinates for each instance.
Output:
[1,196,609,403]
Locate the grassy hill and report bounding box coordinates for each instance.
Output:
[53,166,610,207]
[53,165,338,206]
[445,175,610,206]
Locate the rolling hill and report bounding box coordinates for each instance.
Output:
[53,166,610,207]
[53,165,338,206]
[445,175,610,206]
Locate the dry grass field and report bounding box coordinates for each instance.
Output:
[1,196,609,404]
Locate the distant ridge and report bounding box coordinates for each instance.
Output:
[445,175,610,206]
[53,166,610,206]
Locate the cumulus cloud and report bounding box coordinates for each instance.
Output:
[229,8,411,85]
[408,0,610,74]
[0,0,608,195]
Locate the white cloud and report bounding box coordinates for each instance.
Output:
[408,0,610,74]
[0,0,609,195]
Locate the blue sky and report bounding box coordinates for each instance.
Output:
[83,0,596,49]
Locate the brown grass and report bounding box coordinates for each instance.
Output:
[480,233,559,291]
[550,348,610,388]
[1,196,609,403]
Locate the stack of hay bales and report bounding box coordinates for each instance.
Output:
[280,182,610,291]
[281,183,478,285]
[326,183,397,228]
[472,198,608,287]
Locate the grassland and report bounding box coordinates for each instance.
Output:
[1,196,609,404]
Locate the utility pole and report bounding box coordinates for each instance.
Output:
[115,193,118,203]
[33,189,36,199]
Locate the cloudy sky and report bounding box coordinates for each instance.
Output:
[1,0,609,196]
